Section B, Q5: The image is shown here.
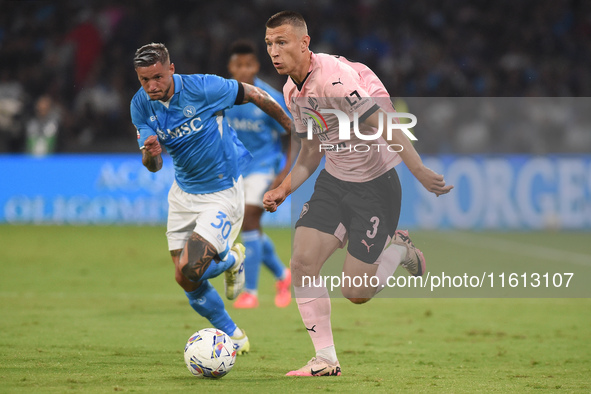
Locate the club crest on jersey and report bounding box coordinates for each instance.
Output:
[183,105,196,117]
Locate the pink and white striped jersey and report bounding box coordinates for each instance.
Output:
[284,52,401,183]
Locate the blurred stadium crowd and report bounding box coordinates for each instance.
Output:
[1,0,590,155]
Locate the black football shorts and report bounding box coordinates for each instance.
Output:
[295,168,402,263]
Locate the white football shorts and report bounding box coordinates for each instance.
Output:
[243,171,274,207]
[166,177,244,257]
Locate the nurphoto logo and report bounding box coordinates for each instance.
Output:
[303,106,417,153]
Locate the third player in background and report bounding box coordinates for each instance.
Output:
[225,40,292,309]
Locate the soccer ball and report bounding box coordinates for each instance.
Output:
[184,328,236,378]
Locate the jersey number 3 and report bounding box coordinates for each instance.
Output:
[366,216,379,239]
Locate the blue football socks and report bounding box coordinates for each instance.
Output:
[261,233,286,280]
[199,251,236,281]
[185,280,237,336]
[242,230,262,293]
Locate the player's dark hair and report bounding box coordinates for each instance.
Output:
[266,10,307,31]
[229,40,257,56]
[133,43,170,68]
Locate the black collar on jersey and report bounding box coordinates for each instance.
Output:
[292,71,311,92]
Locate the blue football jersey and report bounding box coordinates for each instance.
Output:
[224,77,288,176]
[131,74,251,194]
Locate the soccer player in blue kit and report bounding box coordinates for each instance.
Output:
[224,40,292,309]
[130,43,292,354]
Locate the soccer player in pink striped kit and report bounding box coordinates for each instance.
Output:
[263,11,453,376]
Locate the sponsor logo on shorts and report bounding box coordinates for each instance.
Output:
[361,239,374,253]
[300,203,309,219]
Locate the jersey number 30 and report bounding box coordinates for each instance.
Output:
[211,211,232,240]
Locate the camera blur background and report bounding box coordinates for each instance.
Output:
[1,0,591,154]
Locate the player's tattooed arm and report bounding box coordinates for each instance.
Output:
[181,232,219,282]
[141,135,163,172]
[242,83,293,135]
[142,149,163,172]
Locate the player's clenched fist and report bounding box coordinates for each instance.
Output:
[143,135,162,157]
[413,165,454,197]
[263,188,287,213]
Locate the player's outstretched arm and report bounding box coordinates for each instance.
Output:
[269,133,300,191]
[263,136,322,212]
[141,135,163,173]
[242,83,293,136]
[365,110,453,197]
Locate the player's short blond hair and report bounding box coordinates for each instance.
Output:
[266,10,308,36]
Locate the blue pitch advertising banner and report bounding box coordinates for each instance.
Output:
[0,154,291,226]
[1,154,173,225]
[402,155,591,230]
[1,154,590,229]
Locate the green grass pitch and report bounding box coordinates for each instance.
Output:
[1,225,590,392]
